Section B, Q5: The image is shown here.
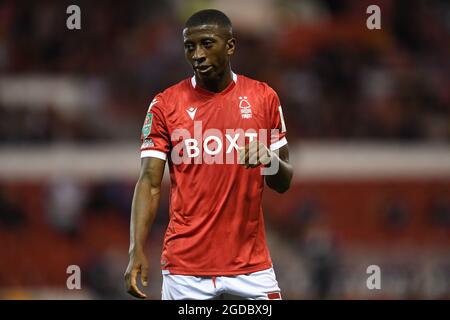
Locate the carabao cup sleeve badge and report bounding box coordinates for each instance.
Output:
[142,113,153,139]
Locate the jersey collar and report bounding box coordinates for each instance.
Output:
[190,71,237,96]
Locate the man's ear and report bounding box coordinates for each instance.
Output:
[227,38,236,56]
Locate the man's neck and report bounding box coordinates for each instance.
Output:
[196,68,232,93]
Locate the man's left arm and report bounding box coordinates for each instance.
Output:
[239,85,293,192]
[264,144,293,193]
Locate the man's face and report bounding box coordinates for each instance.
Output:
[183,24,235,81]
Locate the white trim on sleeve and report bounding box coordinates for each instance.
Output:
[140,150,167,160]
[270,137,288,151]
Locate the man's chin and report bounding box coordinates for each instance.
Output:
[195,72,215,82]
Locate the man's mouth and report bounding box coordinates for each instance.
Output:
[195,65,213,74]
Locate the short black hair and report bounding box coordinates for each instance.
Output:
[185,9,232,30]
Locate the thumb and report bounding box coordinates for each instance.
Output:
[141,266,149,287]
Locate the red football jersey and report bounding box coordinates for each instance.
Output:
[140,72,287,276]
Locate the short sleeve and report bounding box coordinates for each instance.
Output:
[140,94,170,160]
[266,86,288,151]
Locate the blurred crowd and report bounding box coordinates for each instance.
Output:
[0,0,449,144]
[1,179,449,299]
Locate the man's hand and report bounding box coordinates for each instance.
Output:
[124,250,148,299]
[238,140,272,168]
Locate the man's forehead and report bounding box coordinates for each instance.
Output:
[183,24,231,39]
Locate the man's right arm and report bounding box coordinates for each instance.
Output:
[124,157,166,299]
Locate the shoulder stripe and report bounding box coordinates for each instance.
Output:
[278,106,286,133]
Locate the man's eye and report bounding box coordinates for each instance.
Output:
[203,41,213,48]
[184,44,194,51]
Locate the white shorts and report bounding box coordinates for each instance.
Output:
[161,267,282,300]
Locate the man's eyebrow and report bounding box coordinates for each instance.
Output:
[184,35,217,43]
[201,37,216,41]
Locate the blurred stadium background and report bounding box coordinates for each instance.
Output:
[0,0,449,299]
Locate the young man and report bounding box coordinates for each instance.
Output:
[124,9,293,300]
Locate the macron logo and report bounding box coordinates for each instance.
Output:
[187,107,197,120]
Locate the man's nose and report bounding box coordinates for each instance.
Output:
[192,46,206,62]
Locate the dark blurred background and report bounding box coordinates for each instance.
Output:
[0,0,449,299]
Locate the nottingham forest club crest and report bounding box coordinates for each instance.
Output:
[142,113,153,139]
[239,96,252,119]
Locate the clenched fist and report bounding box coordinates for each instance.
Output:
[238,140,272,168]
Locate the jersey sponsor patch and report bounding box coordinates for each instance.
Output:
[141,138,154,149]
[142,113,153,139]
